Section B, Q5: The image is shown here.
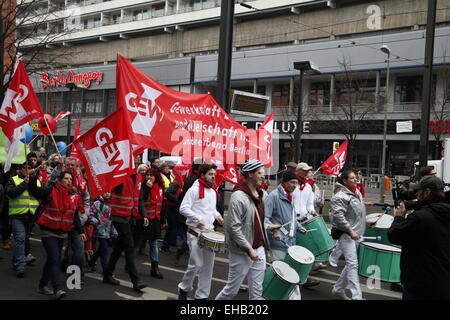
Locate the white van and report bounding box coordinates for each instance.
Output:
[159,156,182,168]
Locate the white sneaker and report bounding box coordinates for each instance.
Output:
[331,289,351,300]
[328,259,338,268]
[26,254,36,264]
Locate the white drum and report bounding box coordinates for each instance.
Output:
[284,246,315,284]
[198,230,227,253]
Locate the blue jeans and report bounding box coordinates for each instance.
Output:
[40,237,65,292]
[91,238,110,272]
[10,218,31,270]
[150,239,158,263]
[69,228,85,275]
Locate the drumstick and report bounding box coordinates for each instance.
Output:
[362,236,382,241]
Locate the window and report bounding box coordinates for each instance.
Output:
[84,90,103,115]
[309,82,330,107]
[395,76,423,103]
[272,84,290,107]
[335,78,381,106]
[69,91,83,115]
[232,85,265,96]
[105,89,116,115]
[47,92,63,115]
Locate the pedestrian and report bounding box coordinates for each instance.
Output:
[160,162,176,252]
[6,163,40,277]
[329,170,366,300]
[138,168,166,278]
[29,170,86,300]
[149,157,161,170]
[102,171,148,292]
[26,152,38,169]
[388,176,450,300]
[293,162,320,288]
[177,164,224,300]
[87,193,118,273]
[216,159,279,300]
[264,170,306,299]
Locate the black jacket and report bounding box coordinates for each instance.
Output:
[388,199,450,299]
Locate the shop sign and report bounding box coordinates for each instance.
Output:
[41,70,103,89]
[429,121,450,134]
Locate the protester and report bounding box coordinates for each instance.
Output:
[329,170,366,300]
[149,157,161,170]
[29,170,86,299]
[26,152,38,169]
[264,170,306,299]
[87,193,118,273]
[103,171,148,292]
[388,176,450,300]
[177,164,223,300]
[138,168,166,278]
[7,163,40,277]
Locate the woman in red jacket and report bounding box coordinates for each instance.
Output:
[29,170,85,300]
[138,168,167,279]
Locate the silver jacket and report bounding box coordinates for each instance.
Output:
[329,182,366,236]
[224,190,270,256]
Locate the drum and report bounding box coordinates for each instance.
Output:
[296,216,335,256]
[198,230,228,253]
[358,242,401,283]
[283,246,315,284]
[263,261,299,300]
[314,250,330,263]
[364,213,394,245]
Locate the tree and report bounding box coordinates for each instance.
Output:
[1,0,77,103]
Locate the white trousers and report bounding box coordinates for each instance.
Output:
[329,240,342,265]
[215,246,266,300]
[178,233,215,299]
[332,234,363,300]
[270,249,301,300]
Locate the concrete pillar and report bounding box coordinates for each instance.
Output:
[330,74,335,112]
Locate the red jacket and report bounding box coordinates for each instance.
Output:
[142,183,163,221]
[356,182,365,198]
[37,183,81,232]
[110,175,139,217]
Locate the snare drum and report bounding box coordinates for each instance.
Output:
[283,246,315,284]
[364,214,394,245]
[296,216,335,256]
[198,231,228,253]
[358,242,401,283]
[263,261,299,300]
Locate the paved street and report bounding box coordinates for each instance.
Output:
[0,230,401,301]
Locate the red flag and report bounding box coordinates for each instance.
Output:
[256,113,274,168]
[72,108,135,198]
[55,110,72,121]
[115,54,273,166]
[319,140,348,176]
[70,119,81,158]
[172,163,190,182]
[0,61,43,140]
[223,164,240,184]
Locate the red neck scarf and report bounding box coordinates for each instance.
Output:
[298,176,308,191]
[281,184,293,203]
[307,179,315,185]
[198,178,219,199]
[347,186,357,195]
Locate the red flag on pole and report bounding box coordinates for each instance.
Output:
[54,110,72,121]
[0,60,43,140]
[70,119,81,158]
[319,140,349,176]
[72,108,136,198]
[223,164,240,184]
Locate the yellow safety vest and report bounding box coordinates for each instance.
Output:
[9,176,41,216]
[161,173,174,189]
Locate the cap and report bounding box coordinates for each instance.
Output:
[286,162,297,169]
[296,162,312,171]
[282,170,299,183]
[412,176,444,192]
[242,159,264,173]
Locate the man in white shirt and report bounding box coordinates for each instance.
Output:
[177,164,224,300]
[293,162,320,288]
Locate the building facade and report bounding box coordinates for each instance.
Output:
[18,0,450,177]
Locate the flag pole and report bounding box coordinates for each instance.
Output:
[27,133,40,148]
[43,117,61,157]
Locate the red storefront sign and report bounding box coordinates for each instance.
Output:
[41,70,103,89]
[429,121,450,134]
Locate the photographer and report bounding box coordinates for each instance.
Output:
[388,176,450,300]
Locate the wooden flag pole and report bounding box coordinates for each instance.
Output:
[27,133,41,148]
[43,117,61,157]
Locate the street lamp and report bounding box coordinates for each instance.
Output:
[380,44,390,203]
[293,61,320,162]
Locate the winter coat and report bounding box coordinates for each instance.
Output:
[329,182,366,236]
[388,199,450,299]
[88,199,118,239]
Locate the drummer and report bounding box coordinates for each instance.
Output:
[293,162,321,288]
[177,164,224,300]
[264,170,307,299]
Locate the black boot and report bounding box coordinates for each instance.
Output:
[151,262,163,279]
